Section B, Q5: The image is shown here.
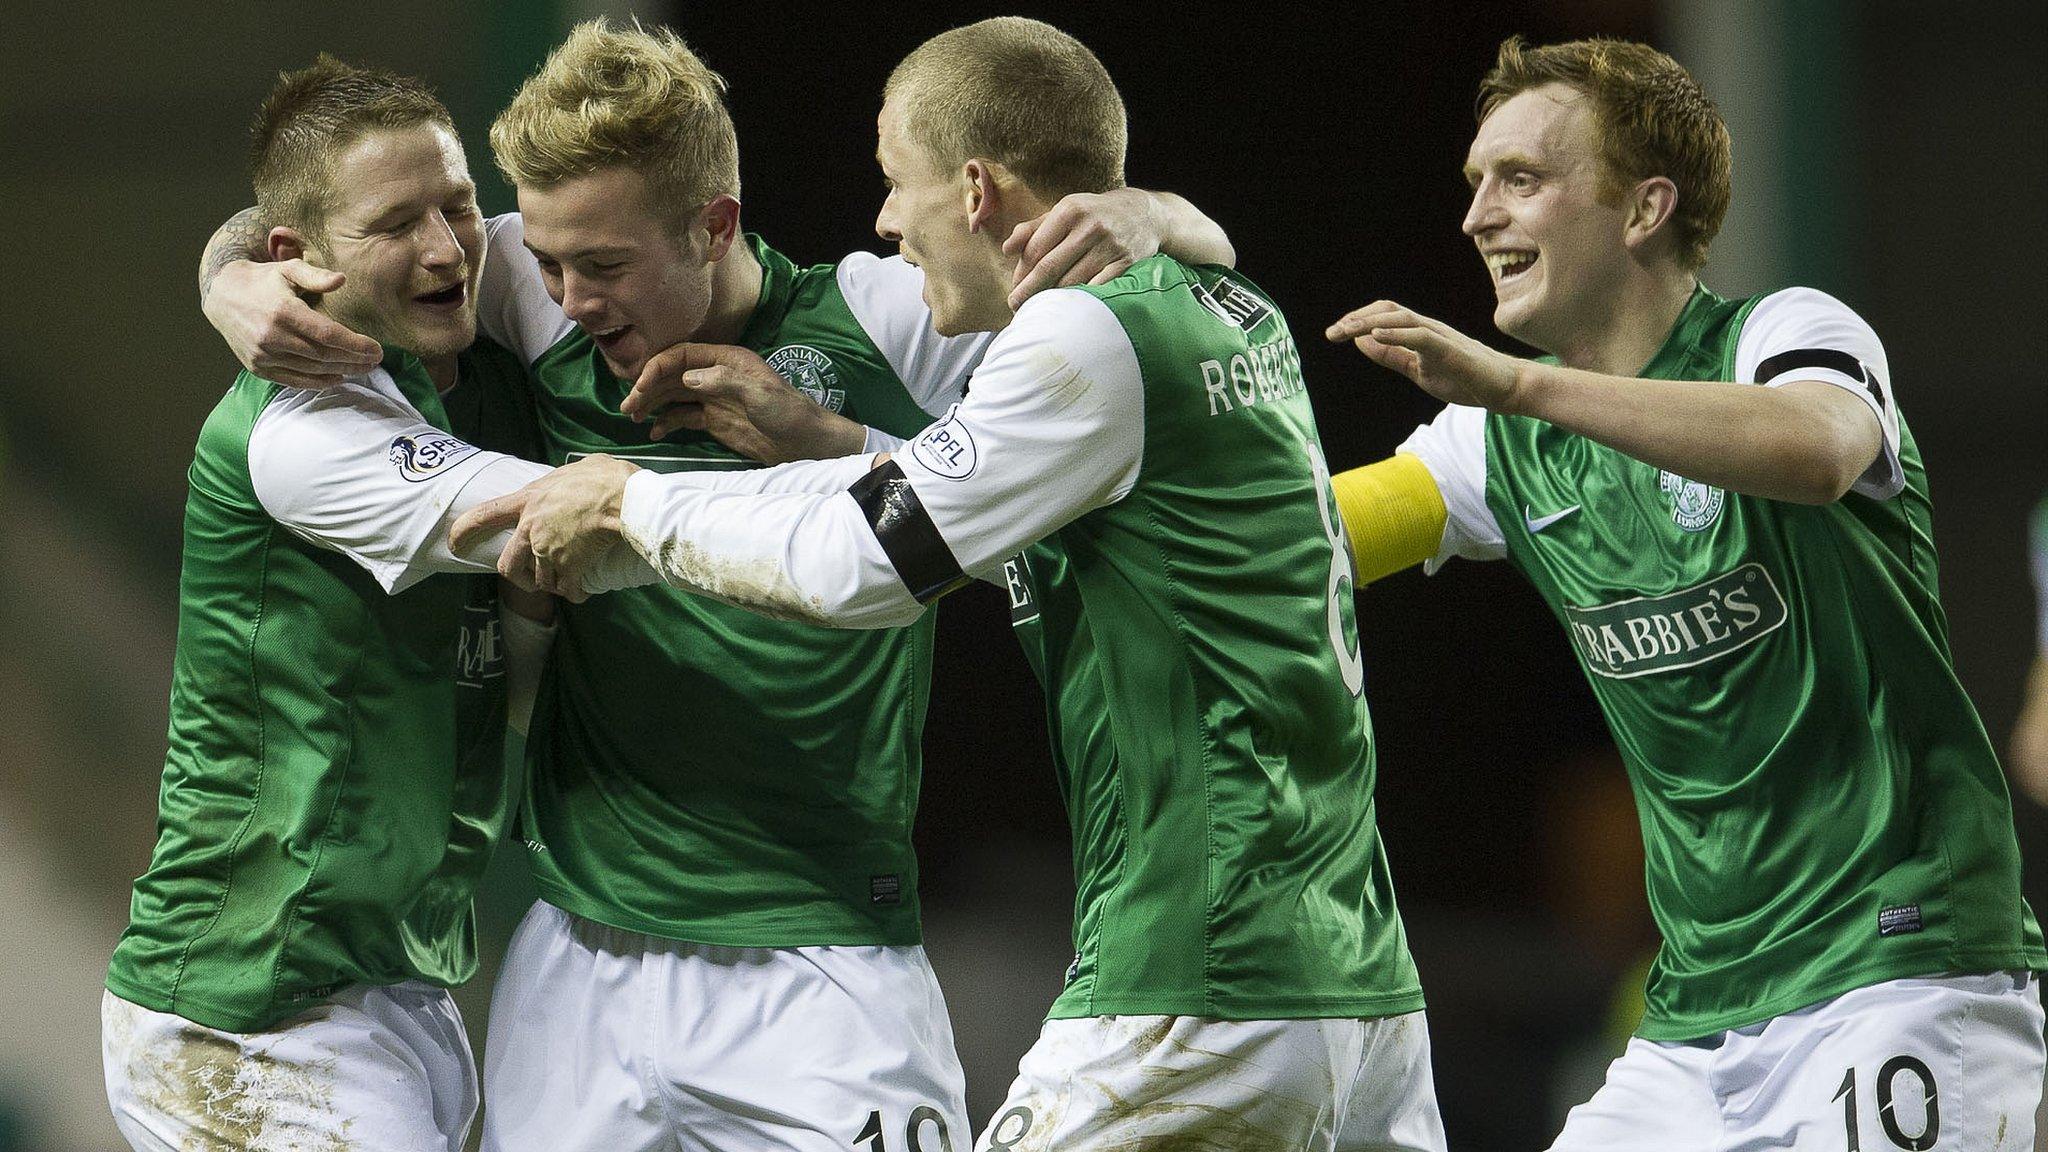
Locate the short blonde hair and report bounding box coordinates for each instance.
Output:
[490,19,740,229]
[884,17,1125,197]
[251,54,453,239]
[1478,36,1731,270]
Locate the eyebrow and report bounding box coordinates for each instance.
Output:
[523,241,634,263]
[364,182,478,225]
[1465,151,1543,183]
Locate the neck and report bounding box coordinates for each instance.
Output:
[976,195,1056,332]
[695,238,765,345]
[1551,266,1698,376]
[421,352,459,394]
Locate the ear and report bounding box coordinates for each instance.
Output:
[1623,176,1679,256]
[962,159,1004,235]
[268,225,310,264]
[699,194,743,261]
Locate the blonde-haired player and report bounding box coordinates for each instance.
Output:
[456,17,1447,1152]
[1329,36,2044,1151]
[202,18,1242,1152]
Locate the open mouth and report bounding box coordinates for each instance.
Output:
[587,324,633,353]
[414,283,465,307]
[1486,250,1537,285]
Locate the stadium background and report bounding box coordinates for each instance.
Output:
[2,1,2042,1148]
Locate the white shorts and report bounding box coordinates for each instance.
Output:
[101,982,476,1152]
[481,899,969,1152]
[1550,970,2046,1151]
[973,1012,1447,1152]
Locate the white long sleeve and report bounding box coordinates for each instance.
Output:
[248,372,551,592]
[614,288,1145,627]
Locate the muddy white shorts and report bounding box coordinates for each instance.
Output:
[480,899,969,1152]
[1549,970,2046,1151]
[972,1011,1447,1151]
[101,981,477,1152]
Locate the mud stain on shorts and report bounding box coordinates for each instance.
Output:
[127,1023,351,1152]
[1096,1099,1312,1152]
[1075,1019,1323,1152]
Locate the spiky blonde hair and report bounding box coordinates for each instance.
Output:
[490,18,740,229]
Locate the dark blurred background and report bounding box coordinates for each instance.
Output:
[4,2,2043,1149]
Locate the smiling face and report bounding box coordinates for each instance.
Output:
[1461,83,1638,356]
[518,166,721,381]
[873,95,1012,336]
[310,123,482,360]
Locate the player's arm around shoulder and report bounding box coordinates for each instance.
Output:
[835,250,993,429]
[1002,187,1236,308]
[199,206,383,388]
[834,183,1226,426]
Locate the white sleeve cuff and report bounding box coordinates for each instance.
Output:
[616,467,923,628]
[864,426,907,455]
[619,468,668,546]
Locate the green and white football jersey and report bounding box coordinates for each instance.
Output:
[1401,284,2046,1040]
[107,340,543,1031]
[612,258,1424,1019]
[477,216,986,944]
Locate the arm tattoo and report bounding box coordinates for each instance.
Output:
[197,206,267,303]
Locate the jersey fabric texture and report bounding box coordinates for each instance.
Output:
[107,340,541,1032]
[1403,285,2045,1041]
[1005,260,1422,1020]
[478,218,982,946]
[607,261,1425,1020]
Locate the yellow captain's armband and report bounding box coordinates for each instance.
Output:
[1329,453,1447,585]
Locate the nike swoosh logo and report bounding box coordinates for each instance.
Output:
[1524,504,1581,534]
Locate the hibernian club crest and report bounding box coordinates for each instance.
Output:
[1658,470,1725,532]
[764,344,846,412]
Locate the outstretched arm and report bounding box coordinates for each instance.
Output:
[452,289,1144,625]
[249,379,655,596]
[1328,296,1889,505]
